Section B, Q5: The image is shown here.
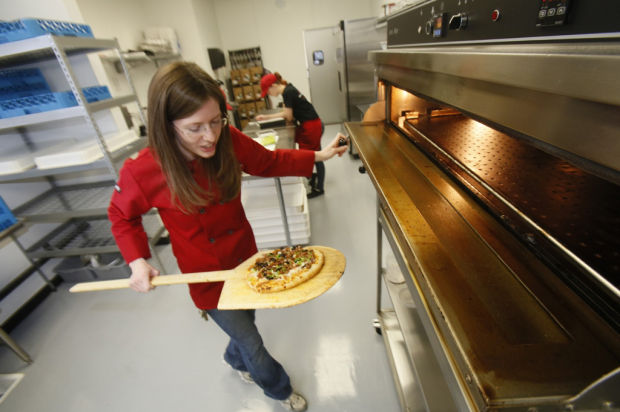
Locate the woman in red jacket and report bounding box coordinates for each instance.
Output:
[108,62,347,412]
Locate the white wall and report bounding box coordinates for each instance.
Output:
[192,0,223,59]
[75,0,145,52]
[2,0,386,99]
[0,0,82,21]
[212,0,379,98]
[77,0,212,73]
[76,0,382,99]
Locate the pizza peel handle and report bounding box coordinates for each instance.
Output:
[68,251,264,293]
[68,270,233,293]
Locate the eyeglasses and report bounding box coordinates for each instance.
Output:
[176,116,228,139]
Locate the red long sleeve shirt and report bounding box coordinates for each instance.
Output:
[108,127,315,309]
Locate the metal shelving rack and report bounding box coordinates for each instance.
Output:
[0,35,146,178]
[0,34,165,345]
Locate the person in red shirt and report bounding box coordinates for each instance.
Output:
[108,62,347,412]
[255,72,326,198]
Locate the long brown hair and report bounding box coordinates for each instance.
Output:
[147,61,240,212]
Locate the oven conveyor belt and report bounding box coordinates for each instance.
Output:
[404,116,619,295]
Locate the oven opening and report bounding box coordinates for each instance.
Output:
[387,84,620,330]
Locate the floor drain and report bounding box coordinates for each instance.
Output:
[0,374,24,404]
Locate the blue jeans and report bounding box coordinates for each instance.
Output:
[205,309,292,400]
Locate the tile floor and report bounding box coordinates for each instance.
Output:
[0,124,401,412]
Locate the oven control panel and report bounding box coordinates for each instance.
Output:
[388,0,619,46]
[536,0,571,27]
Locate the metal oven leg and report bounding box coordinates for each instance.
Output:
[375,196,383,333]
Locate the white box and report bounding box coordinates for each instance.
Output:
[34,139,103,169]
[242,181,306,217]
[250,189,311,249]
[143,27,180,54]
[242,176,301,188]
[0,148,35,175]
[33,129,139,169]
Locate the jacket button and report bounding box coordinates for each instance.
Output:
[209,238,215,243]
[227,229,234,235]
[199,208,205,214]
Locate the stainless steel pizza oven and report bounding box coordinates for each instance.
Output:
[346,0,620,410]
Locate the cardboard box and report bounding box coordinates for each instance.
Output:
[238,103,247,118]
[239,68,251,84]
[253,84,262,100]
[250,66,263,83]
[233,87,244,102]
[245,102,256,118]
[230,70,241,86]
[243,85,254,101]
[255,100,266,113]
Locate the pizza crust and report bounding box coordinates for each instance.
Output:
[247,247,325,293]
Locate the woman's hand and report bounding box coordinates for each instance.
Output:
[128,258,160,293]
[255,109,292,122]
[315,133,349,162]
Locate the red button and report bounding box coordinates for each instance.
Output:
[491,9,501,21]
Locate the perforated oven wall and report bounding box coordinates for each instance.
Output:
[404,115,619,291]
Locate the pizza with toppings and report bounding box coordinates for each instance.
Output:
[247,246,325,293]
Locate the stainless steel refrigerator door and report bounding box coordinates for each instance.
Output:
[343,18,386,121]
[303,25,347,124]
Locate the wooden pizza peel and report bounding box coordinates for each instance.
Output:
[69,246,346,309]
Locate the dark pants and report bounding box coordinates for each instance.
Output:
[312,121,326,191]
[314,161,325,191]
[205,309,292,400]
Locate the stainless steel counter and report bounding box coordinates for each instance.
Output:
[242,121,297,150]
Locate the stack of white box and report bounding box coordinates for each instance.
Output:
[34,129,139,169]
[241,176,310,249]
[0,129,139,174]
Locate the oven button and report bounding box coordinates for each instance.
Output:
[538,9,547,18]
[491,9,501,22]
[557,6,566,15]
[448,13,468,30]
[425,20,433,35]
[547,7,556,16]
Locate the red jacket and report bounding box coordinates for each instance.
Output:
[108,127,316,309]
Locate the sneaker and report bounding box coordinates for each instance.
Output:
[236,370,254,384]
[222,357,254,384]
[307,189,324,199]
[280,392,307,412]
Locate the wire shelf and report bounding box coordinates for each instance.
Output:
[26,213,164,259]
[14,182,114,221]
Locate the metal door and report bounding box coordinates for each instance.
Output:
[343,18,387,121]
[303,25,346,124]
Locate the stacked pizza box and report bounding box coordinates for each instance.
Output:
[34,129,139,169]
[0,129,139,174]
[241,177,310,249]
